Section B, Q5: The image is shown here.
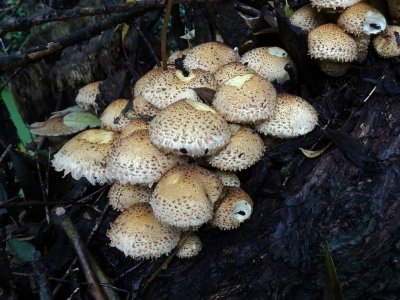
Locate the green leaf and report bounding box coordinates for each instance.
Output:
[63,112,100,130]
[323,241,343,300]
[7,238,36,262]
[299,142,332,158]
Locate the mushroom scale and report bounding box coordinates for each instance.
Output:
[289,4,326,33]
[75,81,102,112]
[100,99,138,132]
[108,182,152,211]
[176,234,203,259]
[310,0,362,10]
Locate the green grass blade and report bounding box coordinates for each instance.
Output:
[323,241,343,300]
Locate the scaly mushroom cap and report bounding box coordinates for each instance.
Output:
[337,3,386,36]
[52,129,116,185]
[354,33,371,62]
[212,74,277,124]
[176,234,203,258]
[214,62,251,85]
[289,4,326,33]
[75,81,102,112]
[140,69,217,109]
[150,165,224,228]
[184,42,238,74]
[240,47,293,83]
[167,49,190,65]
[373,25,400,58]
[208,125,266,171]
[149,99,231,157]
[256,94,318,138]
[107,203,181,259]
[211,187,253,230]
[310,0,362,10]
[214,171,241,187]
[308,24,358,62]
[119,119,148,139]
[132,95,159,118]
[133,67,163,97]
[388,0,400,19]
[318,60,351,77]
[108,182,152,211]
[100,99,138,132]
[106,129,182,186]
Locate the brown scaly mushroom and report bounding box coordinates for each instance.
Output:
[75,81,102,112]
[108,182,152,211]
[289,4,326,33]
[310,0,362,10]
[176,234,203,259]
[100,99,138,132]
[373,25,400,58]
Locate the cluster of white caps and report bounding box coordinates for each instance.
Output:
[51,41,319,259]
[290,0,400,76]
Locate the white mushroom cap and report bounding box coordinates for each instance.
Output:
[337,3,386,36]
[176,234,202,259]
[167,49,190,65]
[208,125,266,171]
[211,187,253,230]
[75,81,102,112]
[52,129,116,185]
[212,74,277,124]
[149,99,231,157]
[150,165,224,228]
[107,203,181,259]
[100,99,138,132]
[256,94,318,138]
[214,171,241,187]
[240,47,293,83]
[108,182,152,211]
[184,42,239,73]
[289,4,326,33]
[310,0,362,10]
[106,129,183,186]
[308,24,358,62]
[133,67,163,97]
[373,25,400,58]
[214,62,252,85]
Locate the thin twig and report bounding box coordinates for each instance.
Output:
[0,144,12,164]
[161,0,175,70]
[134,23,161,67]
[0,200,74,208]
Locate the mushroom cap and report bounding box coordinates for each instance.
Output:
[214,171,241,187]
[108,182,152,211]
[318,60,351,77]
[388,0,400,19]
[75,81,102,111]
[212,74,277,124]
[308,24,358,62]
[214,62,251,85]
[133,67,163,97]
[337,3,386,36]
[184,42,239,74]
[140,69,217,109]
[208,125,266,171]
[373,25,400,58]
[289,4,326,33]
[176,234,202,259]
[107,203,181,259]
[240,47,293,83]
[52,129,116,185]
[149,99,231,157]
[211,187,253,230]
[150,165,224,228]
[119,119,148,139]
[132,95,159,118]
[106,129,182,186]
[167,49,190,65]
[310,0,362,10]
[256,94,318,138]
[354,33,371,63]
[100,99,138,132]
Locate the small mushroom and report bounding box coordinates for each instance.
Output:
[373,25,400,58]
[176,234,203,259]
[108,182,152,211]
[211,187,253,230]
[75,81,102,112]
[150,165,224,228]
[107,203,181,259]
[214,171,241,187]
[289,4,326,33]
[310,0,362,10]
[214,62,252,85]
[100,99,138,132]
[52,129,117,185]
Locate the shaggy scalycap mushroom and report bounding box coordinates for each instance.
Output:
[212,74,277,124]
[240,47,293,83]
[337,3,386,36]
[184,42,238,73]
[133,67,163,97]
[354,34,370,63]
[208,125,265,171]
[214,62,251,85]
[132,95,159,118]
[167,49,190,65]
[373,25,400,58]
[119,119,148,139]
[150,165,224,228]
[256,94,318,138]
[107,203,181,259]
[108,182,152,211]
[75,81,102,112]
[52,129,116,185]
[149,99,231,157]
[100,99,138,132]
[211,187,253,230]
[176,234,202,259]
[308,24,358,62]
[214,171,241,187]
[310,0,362,10]
[106,129,182,186]
[289,4,326,33]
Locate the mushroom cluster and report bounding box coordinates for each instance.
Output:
[51,41,319,260]
[290,1,400,76]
